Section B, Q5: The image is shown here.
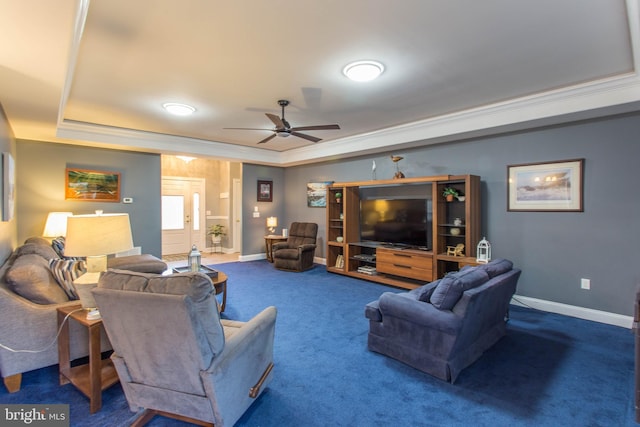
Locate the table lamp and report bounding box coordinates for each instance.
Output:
[42,212,73,239]
[64,213,134,312]
[267,216,278,234]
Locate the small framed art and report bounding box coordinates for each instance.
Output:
[257,180,273,202]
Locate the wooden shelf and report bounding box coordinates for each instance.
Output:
[326,174,481,287]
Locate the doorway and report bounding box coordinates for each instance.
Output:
[161,177,205,255]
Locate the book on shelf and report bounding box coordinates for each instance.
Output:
[334,254,344,269]
[357,265,377,275]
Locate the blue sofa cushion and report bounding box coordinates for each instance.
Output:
[430,268,489,310]
[416,280,440,302]
[479,259,513,278]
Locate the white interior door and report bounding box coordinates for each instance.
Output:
[161,177,205,255]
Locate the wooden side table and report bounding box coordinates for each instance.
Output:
[264,235,288,262]
[57,305,119,414]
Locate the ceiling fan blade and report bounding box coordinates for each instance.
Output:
[290,124,340,131]
[291,131,322,143]
[257,133,277,144]
[224,127,273,131]
[266,113,285,129]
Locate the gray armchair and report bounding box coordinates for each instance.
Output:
[93,269,277,426]
[272,222,318,272]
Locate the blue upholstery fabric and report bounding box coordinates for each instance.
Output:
[365,259,521,383]
[430,268,489,310]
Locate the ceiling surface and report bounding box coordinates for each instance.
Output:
[2,0,640,166]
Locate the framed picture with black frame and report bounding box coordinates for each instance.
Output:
[257,180,273,202]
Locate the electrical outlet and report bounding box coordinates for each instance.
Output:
[581,278,591,290]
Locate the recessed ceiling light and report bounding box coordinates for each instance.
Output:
[162,103,196,116]
[343,60,384,82]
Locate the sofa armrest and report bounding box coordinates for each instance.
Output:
[378,292,462,334]
[298,244,316,252]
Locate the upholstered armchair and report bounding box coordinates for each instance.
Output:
[93,269,277,426]
[272,222,318,272]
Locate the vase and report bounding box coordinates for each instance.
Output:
[450,227,461,236]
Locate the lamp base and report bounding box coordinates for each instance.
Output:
[73,272,101,310]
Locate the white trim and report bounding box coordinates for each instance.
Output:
[511,295,633,329]
[239,253,266,262]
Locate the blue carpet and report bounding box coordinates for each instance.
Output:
[1,260,635,426]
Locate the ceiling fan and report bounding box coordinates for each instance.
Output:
[224,100,340,144]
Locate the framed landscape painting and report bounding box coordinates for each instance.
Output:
[507,159,584,212]
[65,168,121,202]
[307,181,333,207]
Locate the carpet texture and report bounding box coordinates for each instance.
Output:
[1,260,635,426]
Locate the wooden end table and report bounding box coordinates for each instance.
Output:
[264,235,288,262]
[173,265,228,312]
[57,304,119,414]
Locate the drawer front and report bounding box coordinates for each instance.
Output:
[376,250,432,281]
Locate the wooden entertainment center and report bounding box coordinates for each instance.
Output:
[326,175,481,289]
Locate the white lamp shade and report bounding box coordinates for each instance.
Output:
[266,217,278,228]
[42,212,73,237]
[64,213,134,257]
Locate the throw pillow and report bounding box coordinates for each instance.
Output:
[6,254,69,304]
[429,268,489,310]
[479,258,513,278]
[48,258,85,300]
[416,280,440,302]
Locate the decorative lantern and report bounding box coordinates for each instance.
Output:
[476,237,491,264]
[188,244,201,272]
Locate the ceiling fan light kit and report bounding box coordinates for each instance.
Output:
[343,60,384,82]
[224,99,340,144]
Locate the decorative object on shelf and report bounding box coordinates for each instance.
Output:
[476,237,491,264]
[207,224,226,245]
[339,213,344,220]
[372,160,377,180]
[306,181,333,207]
[391,155,405,179]
[188,244,201,272]
[450,227,461,236]
[442,187,459,202]
[457,195,466,202]
[334,192,343,203]
[257,180,273,202]
[336,236,344,243]
[447,243,465,257]
[507,158,584,212]
[453,218,463,226]
[266,216,278,233]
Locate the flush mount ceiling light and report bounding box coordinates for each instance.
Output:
[343,60,384,82]
[162,102,196,116]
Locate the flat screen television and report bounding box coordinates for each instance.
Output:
[360,198,431,249]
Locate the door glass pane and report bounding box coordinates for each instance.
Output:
[192,193,200,231]
[162,195,184,230]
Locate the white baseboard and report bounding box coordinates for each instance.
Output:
[239,253,266,262]
[511,295,633,329]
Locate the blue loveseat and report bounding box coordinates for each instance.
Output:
[365,259,521,383]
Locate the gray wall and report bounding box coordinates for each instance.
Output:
[0,104,17,263]
[281,112,640,316]
[241,164,285,255]
[16,140,163,257]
